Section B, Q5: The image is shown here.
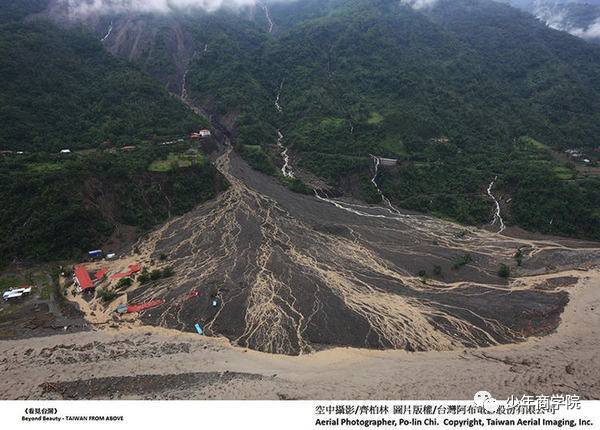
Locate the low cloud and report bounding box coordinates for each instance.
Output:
[570,20,600,39]
[60,0,442,17]
[59,0,261,16]
[540,11,600,40]
[531,0,600,40]
[400,0,439,9]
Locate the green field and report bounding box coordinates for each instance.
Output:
[553,166,575,180]
[367,112,384,125]
[521,136,549,151]
[148,153,206,172]
[26,162,65,173]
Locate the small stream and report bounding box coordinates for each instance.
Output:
[258,2,274,33]
[101,21,113,42]
[487,176,506,233]
[274,80,284,113]
[274,80,294,178]
[277,130,294,178]
[370,155,400,213]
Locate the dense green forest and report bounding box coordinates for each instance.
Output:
[0,146,226,265]
[3,0,600,257]
[0,2,226,266]
[175,0,600,239]
[0,0,48,24]
[0,16,203,151]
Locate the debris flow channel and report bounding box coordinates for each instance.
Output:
[130,41,600,356]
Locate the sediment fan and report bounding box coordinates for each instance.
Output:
[129,139,600,355]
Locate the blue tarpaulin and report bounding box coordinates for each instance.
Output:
[195,323,203,335]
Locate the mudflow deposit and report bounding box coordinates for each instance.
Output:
[128,113,600,356]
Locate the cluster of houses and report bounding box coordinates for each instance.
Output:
[190,129,211,140]
[73,251,141,294]
[72,260,167,317]
[2,129,212,160]
[2,147,139,157]
[565,149,591,164]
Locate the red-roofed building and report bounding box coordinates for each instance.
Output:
[74,266,94,293]
[128,264,141,274]
[109,264,142,280]
[94,268,109,280]
[127,299,165,313]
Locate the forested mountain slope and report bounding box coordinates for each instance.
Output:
[0,147,226,265]
[0,5,200,151]
[17,0,600,242]
[0,2,225,265]
[180,0,600,238]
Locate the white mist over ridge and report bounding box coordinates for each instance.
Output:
[59,0,265,16]
[510,0,600,40]
[570,21,600,39]
[56,0,600,40]
[60,0,442,17]
[400,0,439,9]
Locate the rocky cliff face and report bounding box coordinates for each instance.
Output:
[37,1,267,93]
[38,3,190,92]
